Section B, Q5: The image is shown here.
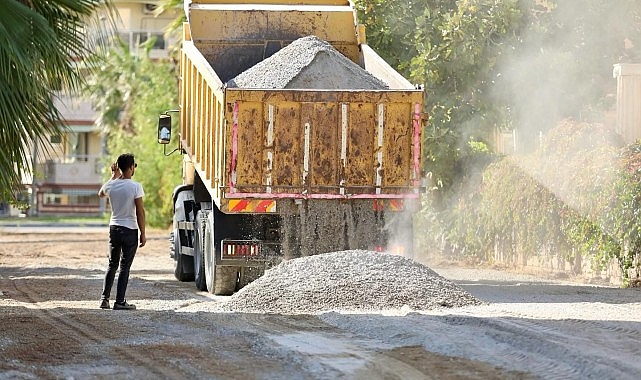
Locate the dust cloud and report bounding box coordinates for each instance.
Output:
[490,2,636,153]
[468,2,641,223]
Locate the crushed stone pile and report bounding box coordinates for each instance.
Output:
[212,250,483,314]
[227,35,389,90]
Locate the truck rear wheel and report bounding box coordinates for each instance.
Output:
[172,227,194,282]
[193,211,207,291]
[172,189,195,282]
[204,210,238,295]
[203,212,216,293]
[214,266,238,296]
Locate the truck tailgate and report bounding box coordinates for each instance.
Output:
[223,89,423,199]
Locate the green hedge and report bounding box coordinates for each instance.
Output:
[419,120,641,286]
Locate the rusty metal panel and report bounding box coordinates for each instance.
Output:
[192,1,350,4]
[232,101,265,193]
[228,90,421,104]
[222,89,423,199]
[344,102,376,192]
[271,102,304,190]
[189,5,357,45]
[382,102,414,189]
[345,103,377,194]
[305,102,341,193]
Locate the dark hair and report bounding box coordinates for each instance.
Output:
[117,153,135,171]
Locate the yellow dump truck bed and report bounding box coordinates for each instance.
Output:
[179,1,424,213]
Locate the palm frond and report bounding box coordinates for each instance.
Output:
[0,0,114,201]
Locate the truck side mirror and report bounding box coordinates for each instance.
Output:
[158,114,172,144]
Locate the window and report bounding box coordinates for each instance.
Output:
[66,132,89,162]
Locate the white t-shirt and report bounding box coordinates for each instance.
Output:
[100,179,145,230]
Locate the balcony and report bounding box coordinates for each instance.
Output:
[41,155,103,185]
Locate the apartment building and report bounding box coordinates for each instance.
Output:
[16,1,179,216]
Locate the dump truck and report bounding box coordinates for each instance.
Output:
[159,0,425,295]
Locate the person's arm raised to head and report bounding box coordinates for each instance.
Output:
[99,163,121,198]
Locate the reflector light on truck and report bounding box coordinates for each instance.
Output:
[221,240,261,259]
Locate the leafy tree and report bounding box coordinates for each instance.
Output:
[355,1,641,281]
[355,0,521,193]
[157,0,186,39]
[356,0,641,192]
[0,0,113,201]
[353,0,426,77]
[414,0,520,192]
[465,120,640,284]
[85,40,182,227]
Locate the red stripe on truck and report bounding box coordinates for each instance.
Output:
[230,199,249,212]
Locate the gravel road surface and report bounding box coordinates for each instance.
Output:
[1,231,640,379]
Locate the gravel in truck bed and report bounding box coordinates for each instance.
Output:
[213,250,483,315]
[227,35,389,90]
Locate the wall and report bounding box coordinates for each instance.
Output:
[613,63,641,144]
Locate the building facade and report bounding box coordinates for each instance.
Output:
[17,1,179,216]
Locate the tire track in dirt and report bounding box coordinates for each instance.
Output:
[485,306,641,377]
[319,309,641,380]
[4,274,191,379]
[226,313,531,379]
[412,314,567,377]
[442,312,640,379]
[475,316,590,379]
[241,313,432,378]
[492,316,641,380]
[0,233,300,378]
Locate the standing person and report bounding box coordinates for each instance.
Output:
[98,153,146,310]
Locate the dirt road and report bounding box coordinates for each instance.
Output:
[1,231,640,379]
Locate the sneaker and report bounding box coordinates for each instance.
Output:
[100,299,110,309]
[113,301,136,310]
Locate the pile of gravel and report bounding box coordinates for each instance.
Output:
[227,35,389,90]
[213,250,483,314]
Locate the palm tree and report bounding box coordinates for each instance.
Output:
[0,0,113,202]
[157,0,185,35]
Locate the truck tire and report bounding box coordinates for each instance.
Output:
[214,266,238,296]
[193,211,207,291]
[172,188,196,282]
[204,210,237,295]
[203,212,216,294]
[172,227,194,282]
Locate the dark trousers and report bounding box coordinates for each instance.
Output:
[102,225,138,303]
